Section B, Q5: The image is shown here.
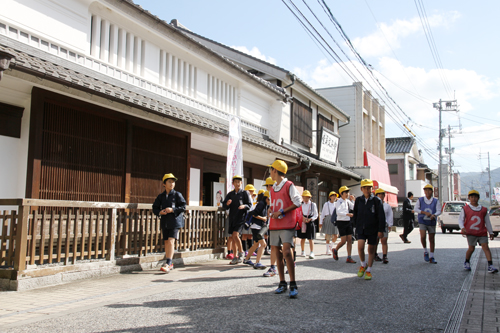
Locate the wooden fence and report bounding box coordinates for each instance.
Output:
[0,199,227,272]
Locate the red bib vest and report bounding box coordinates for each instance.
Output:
[270,180,297,230]
[463,205,488,237]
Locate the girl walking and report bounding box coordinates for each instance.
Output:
[320,191,338,255]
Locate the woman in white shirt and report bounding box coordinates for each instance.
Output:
[320,191,339,255]
[297,190,319,259]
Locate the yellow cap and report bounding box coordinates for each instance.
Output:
[338,186,350,194]
[232,175,243,181]
[263,190,270,198]
[375,188,385,195]
[267,160,288,174]
[423,184,434,190]
[328,191,338,198]
[162,173,178,182]
[360,179,374,187]
[265,177,276,186]
[302,190,312,197]
[468,190,480,196]
[258,189,265,195]
[245,184,256,191]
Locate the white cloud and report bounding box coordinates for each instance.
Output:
[293,56,499,169]
[352,12,461,58]
[231,46,277,65]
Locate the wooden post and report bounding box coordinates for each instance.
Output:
[14,204,30,272]
[212,210,218,249]
[107,208,117,261]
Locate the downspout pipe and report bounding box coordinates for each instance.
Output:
[283,73,296,89]
[339,115,351,128]
[288,157,312,176]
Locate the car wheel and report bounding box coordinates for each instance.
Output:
[448,229,453,233]
[441,227,446,234]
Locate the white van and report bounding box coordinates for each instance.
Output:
[437,201,466,233]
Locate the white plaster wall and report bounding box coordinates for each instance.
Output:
[239,88,270,129]
[0,0,90,53]
[142,40,160,83]
[316,85,357,166]
[0,76,33,199]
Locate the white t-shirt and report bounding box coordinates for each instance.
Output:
[335,198,354,221]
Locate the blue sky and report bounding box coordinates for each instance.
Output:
[134,0,500,175]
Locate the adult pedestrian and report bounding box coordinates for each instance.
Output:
[353,179,386,280]
[297,190,318,259]
[414,184,441,264]
[152,173,187,273]
[268,160,302,298]
[459,190,498,273]
[374,189,393,264]
[400,192,414,243]
[222,175,252,265]
[332,186,357,263]
[320,191,338,255]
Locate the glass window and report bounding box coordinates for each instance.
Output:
[389,164,398,174]
[444,202,465,212]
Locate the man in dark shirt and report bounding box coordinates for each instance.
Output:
[222,175,252,264]
[400,192,414,243]
[352,179,386,280]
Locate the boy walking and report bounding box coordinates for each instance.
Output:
[153,173,187,273]
[352,179,386,280]
[222,175,252,265]
[460,190,498,273]
[268,160,302,298]
[414,184,441,264]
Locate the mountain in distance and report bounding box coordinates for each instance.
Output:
[459,166,500,207]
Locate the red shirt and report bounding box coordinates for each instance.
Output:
[269,180,297,230]
[463,205,488,237]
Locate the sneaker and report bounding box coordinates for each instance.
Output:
[309,252,315,259]
[424,252,430,262]
[275,283,287,294]
[263,268,277,277]
[375,255,382,262]
[404,240,412,243]
[244,259,254,266]
[264,250,271,256]
[226,253,234,260]
[464,261,471,271]
[357,266,366,277]
[383,257,389,264]
[364,271,372,280]
[326,249,332,255]
[160,264,170,273]
[229,257,242,265]
[301,251,306,257]
[488,265,499,274]
[333,249,339,261]
[252,252,257,256]
[254,262,267,269]
[429,257,437,264]
[399,234,405,242]
[289,285,298,298]
[245,251,248,257]
[346,257,356,264]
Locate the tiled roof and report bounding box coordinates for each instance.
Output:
[386,137,415,154]
[0,39,295,158]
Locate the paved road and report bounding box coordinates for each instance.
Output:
[1,228,498,333]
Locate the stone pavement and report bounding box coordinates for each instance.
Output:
[458,247,500,333]
[0,228,498,333]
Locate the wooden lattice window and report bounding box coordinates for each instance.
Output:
[291,99,312,148]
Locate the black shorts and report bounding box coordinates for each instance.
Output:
[162,227,179,241]
[337,221,353,237]
[228,222,244,235]
[357,232,378,246]
[251,228,265,241]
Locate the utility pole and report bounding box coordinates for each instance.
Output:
[445,125,455,200]
[433,100,458,202]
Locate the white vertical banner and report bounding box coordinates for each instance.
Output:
[226,115,243,193]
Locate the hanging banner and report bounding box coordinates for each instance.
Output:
[226,115,243,193]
